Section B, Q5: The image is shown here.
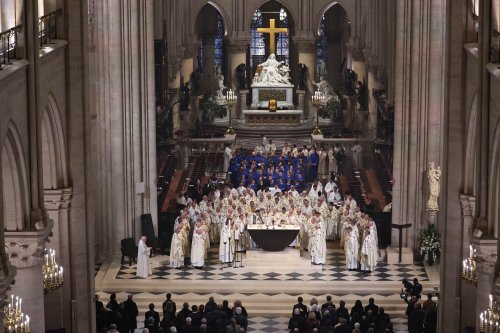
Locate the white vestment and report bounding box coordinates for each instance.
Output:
[169,233,184,268]
[191,231,206,267]
[344,232,359,270]
[310,225,327,264]
[224,147,232,171]
[136,239,152,278]
[219,221,234,263]
[361,234,378,271]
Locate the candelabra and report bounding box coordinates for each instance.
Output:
[42,248,64,294]
[4,295,31,333]
[461,244,477,285]
[479,294,499,333]
[225,89,237,135]
[311,91,326,135]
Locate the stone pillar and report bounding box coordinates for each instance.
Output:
[367,70,382,139]
[5,224,53,333]
[294,38,316,118]
[297,90,305,111]
[181,39,197,84]
[351,48,367,82]
[227,40,249,91]
[43,188,73,330]
[168,61,181,132]
[237,90,249,119]
[474,241,497,331]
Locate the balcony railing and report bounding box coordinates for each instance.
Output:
[39,9,62,46]
[0,25,22,68]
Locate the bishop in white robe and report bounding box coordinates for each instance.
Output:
[191,224,206,268]
[360,230,378,272]
[169,230,184,268]
[344,228,359,271]
[219,218,234,264]
[136,236,152,278]
[310,219,327,265]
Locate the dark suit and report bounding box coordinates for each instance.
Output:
[145,309,161,327]
[408,309,425,333]
[123,299,139,332]
[293,303,308,317]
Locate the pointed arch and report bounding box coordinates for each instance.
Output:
[41,92,67,189]
[314,2,351,37]
[248,0,298,33]
[488,118,500,238]
[463,93,479,196]
[1,121,29,231]
[193,1,230,36]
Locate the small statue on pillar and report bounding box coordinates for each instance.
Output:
[236,63,247,90]
[355,79,368,111]
[426,162,441,214]
[297,63,308,91]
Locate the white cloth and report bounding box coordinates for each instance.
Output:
[136,239,152,278]
[361,233,378,271]
[219,220,234,263]
[191,230,206,267]
[169,233,184,268]
[224,147,232,171]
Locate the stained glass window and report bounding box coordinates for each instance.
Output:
[250,9,265,69]
[214,14,225,69]
[316,16,328,79]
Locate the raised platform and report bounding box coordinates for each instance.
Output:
[242,110,302,126]
[386,246,414,265]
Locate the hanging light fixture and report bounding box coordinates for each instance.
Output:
[3,294,31,333]
[42,248,64,293]
[479,294,499,332]
[461,244,478,285]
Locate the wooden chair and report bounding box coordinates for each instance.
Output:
[120,238,138,266]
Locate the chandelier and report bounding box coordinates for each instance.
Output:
[479,294,499,332]
[461,244,477,285]
[3,295,31,333]
[42,248,64,293]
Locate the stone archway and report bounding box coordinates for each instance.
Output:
[464,93,479,196]
[41,93,68,190]
[1,121,30,231]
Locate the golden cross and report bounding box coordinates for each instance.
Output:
[257,18,288,55]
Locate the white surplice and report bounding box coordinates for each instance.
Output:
[136,239,152,278]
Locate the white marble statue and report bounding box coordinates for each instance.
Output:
[252,53,291,86]
[426,162,441,212]
[318,59,328,77]
[313,76,336,102]
[215,73,227,105]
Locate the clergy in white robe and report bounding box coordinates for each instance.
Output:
[191,223,206,268]
[169,230,185,268]
[310,218,327,265]
[219,218,234,264]
[224,146,232,171]
[136,236,152,278]
[344,228,359,271]
[360,230,378,272]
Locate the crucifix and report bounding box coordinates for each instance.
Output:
[257,18,288,55]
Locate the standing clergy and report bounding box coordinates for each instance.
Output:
[191,222,206,268]
[219,214,235,264]
[344,227,359,271]
[360,229,378,273]
[224,145,233,171]
[136,236,152,278]
[310,217,327,265]
[169,227,185,268]
[351,142,363,169]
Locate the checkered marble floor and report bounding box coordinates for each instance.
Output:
[115,247,429,282]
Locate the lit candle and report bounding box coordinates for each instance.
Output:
[490,294,493,309]
[481,313,484,325]
[26,315,30,331]
[19,298,21,312]
[470,244,473,258]
[462,260,466,274]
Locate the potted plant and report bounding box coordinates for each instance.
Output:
[419,224,441,265]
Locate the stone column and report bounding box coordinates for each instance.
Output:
[237,90,249,119]
[5,223,53,333]
[181,39,198,84]
[43,188,73,330]
[168,60,181,132]
[294,38,316,118]
[474,241,497,331]
[227,40,249,91]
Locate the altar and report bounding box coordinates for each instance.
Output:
[243,110,302,126]
[247,224,300,251]
[251,84,294,109]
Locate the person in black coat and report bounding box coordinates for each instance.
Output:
[424,304,437,333]
[336,301,349,322]
[145,303,161,328]
[350,300,364,320]
[293,297,308,317]
[333,318,351,333]
[365,298,379,317]
[288,308,307,333]
[408,303,425,333]
[123,295,139,333]
[162,293,177,317]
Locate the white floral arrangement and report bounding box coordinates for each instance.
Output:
[419,224,441,264]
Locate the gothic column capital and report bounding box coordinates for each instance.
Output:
[226,38,250,54]
[43,189,63,211]
[61,187,73,209]
[460,194,476,217]
[292,37,316,54]
[347,44,365,62]
[5,221,54,269]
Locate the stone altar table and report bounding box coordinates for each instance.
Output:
[242,110,302,125]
